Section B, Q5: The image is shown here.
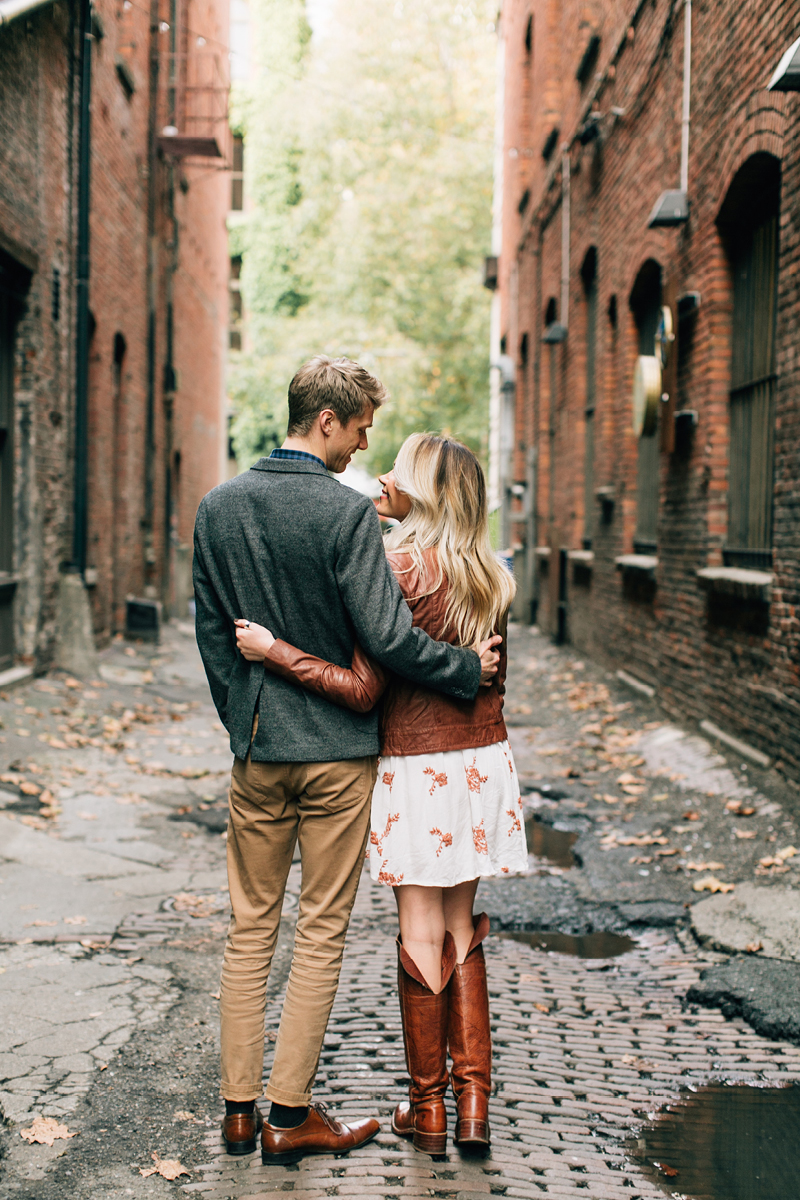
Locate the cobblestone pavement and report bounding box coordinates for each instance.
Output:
[185,875,800,1200]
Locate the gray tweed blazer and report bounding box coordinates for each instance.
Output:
[192,456,481,763]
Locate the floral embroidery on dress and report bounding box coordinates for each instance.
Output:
[465,756,489,794]
[377,860,404,886]
[472,821,488,854]
[506,808,522,835]
[430,827,453,857]
[423,767,448,796]
[370,812,400,857]
[381,770,395,792]
[501,866,509,873]
[502,746,514,776]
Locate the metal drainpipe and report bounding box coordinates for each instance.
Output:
[70,0,92,575]
[143,0,160,587]
[560,150,570,330]
[680,0,691,194]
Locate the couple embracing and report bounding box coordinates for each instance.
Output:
[193,356,527,1166]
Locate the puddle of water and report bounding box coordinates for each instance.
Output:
[496,929,635,958]
[634,1083,800,1199]
[525,815,578,868]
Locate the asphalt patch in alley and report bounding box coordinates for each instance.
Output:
[631,1082,800,1200]
[688,956,800,1045]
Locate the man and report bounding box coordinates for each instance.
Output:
[193,355,500,1166]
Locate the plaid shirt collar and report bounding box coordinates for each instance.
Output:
[269,447,327,470]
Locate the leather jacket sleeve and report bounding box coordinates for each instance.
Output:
[263,638,389,714]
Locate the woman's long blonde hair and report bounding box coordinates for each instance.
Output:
[384,433,516,648]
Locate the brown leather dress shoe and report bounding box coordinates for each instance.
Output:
[261,1102,379,1166]
[222,1106,263,1155]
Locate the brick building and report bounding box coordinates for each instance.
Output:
[491,0,800,779]
[0,0,230,673]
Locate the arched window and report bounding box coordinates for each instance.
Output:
[718,153,780,569]
[581,248,597,548]
[629,259,662,553]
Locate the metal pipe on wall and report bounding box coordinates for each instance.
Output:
[680,0,691,194]
[560,150,570,329]
[70,0,92,575]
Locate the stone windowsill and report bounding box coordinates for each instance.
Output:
[568,550,594,566]
[697,566,773,602]
[535,546,551,560]
[615,554,658,577]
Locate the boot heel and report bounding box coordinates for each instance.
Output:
[413,1129,447,1155]
[262,1148,302,1166]
[455,1118,490,1146]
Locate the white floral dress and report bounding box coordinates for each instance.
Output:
[368,738,528,887]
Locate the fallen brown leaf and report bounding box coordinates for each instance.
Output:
[745,940,763,953]
[534,1002,550,1013]
[139,1152,189,1180]
[726,800,756,817]
[692,875,735,894]
[682,811,700,821]
[734,828,757,840]
[656,1162,679,1178]
[20,1117,78,1146]
[19,781,41,796]
[686,861,726,872]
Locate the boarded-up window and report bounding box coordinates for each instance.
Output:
[720,154,780,570]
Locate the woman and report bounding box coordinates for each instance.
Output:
[235,433,528,1155]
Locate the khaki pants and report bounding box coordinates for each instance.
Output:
[220,749,377,1105]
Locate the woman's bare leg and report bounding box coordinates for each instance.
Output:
[394,885,446,992]
[443,878,480,962]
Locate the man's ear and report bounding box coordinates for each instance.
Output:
[318,408,337,438]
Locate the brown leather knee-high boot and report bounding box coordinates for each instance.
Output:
[448,912,491,1146]
[392,932,457,1156]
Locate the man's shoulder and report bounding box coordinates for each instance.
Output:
[196,466,375,525]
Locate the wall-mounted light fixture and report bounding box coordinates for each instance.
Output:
[648,0,692,227]
[768,36,800,90]
[542,322,567,344]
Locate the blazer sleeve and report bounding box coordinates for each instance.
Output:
[333,499,481,700]
[192,507,236,728]
[263,639,388,714]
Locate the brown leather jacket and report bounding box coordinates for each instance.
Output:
[263,548,508,756]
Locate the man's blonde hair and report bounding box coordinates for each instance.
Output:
[287,355,387,436]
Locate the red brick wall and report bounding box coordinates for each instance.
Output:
[84,0,229,639]
[0,4,75,666]
[1,0,228,662]
[498,0,800,778]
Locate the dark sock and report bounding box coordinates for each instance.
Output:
[268,1102,309,1128]
[225,1099,255,1117]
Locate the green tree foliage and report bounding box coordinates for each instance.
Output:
[229,0,495,474]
